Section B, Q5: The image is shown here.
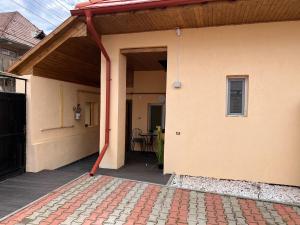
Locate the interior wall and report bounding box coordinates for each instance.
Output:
[100,20,300,186]
[127,70,166,133]
[26,75,100,172]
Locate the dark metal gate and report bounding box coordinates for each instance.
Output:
[0,74,26,180]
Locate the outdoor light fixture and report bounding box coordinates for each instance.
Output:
[73,104,81,120]
[173,80,182,89]
[176,27,181,37]
[174,27,182,89]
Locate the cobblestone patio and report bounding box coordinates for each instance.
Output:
[0,175,299,225]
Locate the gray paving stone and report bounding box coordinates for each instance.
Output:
[197,214,206,220]
[146,222,156,225]
[226,213,236,221]
[235,211,244,218]
[228,221,237,225]
[236,217,246,224]
[148,215,158,222]
[61,217,76,224]
[156,219,166,225]
[158,213,168,220]
[30,216,45,225]
[119,214,129,222]
[197,219,207,225]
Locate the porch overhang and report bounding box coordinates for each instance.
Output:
[71,0,222,15]
[71,0,300,35]
[7,0,300,86]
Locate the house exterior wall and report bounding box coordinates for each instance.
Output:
[26,75,99,172]
[99,20,300,186]
[0,42,30,72]
[0,51,16,72]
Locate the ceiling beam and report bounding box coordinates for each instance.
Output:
[121,47,167,54]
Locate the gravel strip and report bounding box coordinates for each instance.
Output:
[169,175,300,206]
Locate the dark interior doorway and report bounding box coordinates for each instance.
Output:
[148,104,164,132]
[125,99,132,153]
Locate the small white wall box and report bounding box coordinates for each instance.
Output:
[173,80,182,88]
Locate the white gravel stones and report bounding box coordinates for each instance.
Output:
[259,183,300,205]
[169,175,300,206]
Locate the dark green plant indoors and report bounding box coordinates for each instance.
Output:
[155,126,164,166]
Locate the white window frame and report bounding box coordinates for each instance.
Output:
[226,76,248,117]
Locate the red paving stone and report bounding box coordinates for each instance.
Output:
[0,174,89,225]
[274,204,300,225]
[41,176,113,224]
[167,189,189,225]
[0,175,299,225]
[126,184,160,224]
[205,193,227,224]
[85,181,135,224]
[239,199,267,225]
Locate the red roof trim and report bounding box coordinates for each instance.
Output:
[71,0,223,16]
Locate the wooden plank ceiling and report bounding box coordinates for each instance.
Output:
[9,0,300,87]
[33,37,100,87]
[91,0,300,34]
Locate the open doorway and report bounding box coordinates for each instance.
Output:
[122,47,168,180]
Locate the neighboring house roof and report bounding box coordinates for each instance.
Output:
[0,11,44,48]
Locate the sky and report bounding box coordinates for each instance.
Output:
[0,0,86,34]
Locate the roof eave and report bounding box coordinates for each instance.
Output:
[7,16,78,74]
[71,0,223,16]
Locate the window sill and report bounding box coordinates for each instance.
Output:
[226,114,247,117]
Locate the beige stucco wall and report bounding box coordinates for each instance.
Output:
[26,75,100,172]
[99,21,300,186]
[16,79,26,93]
[130,70,166,93]
[127,70,166,133]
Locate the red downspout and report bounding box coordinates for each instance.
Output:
[84,10,111,176]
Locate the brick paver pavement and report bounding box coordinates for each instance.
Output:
[0,174,299,225]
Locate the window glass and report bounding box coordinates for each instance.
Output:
[85,103,92,127]
[85,102,98,127]
[227,78,246,115]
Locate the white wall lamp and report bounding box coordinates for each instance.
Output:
[173,80,182,88]
[73,104,82,120]
[173,27,182,89]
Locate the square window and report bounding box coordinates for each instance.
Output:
[227,77,248,116]
[85,102,98,127]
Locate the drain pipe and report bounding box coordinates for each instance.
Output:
[84,10,111,176]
